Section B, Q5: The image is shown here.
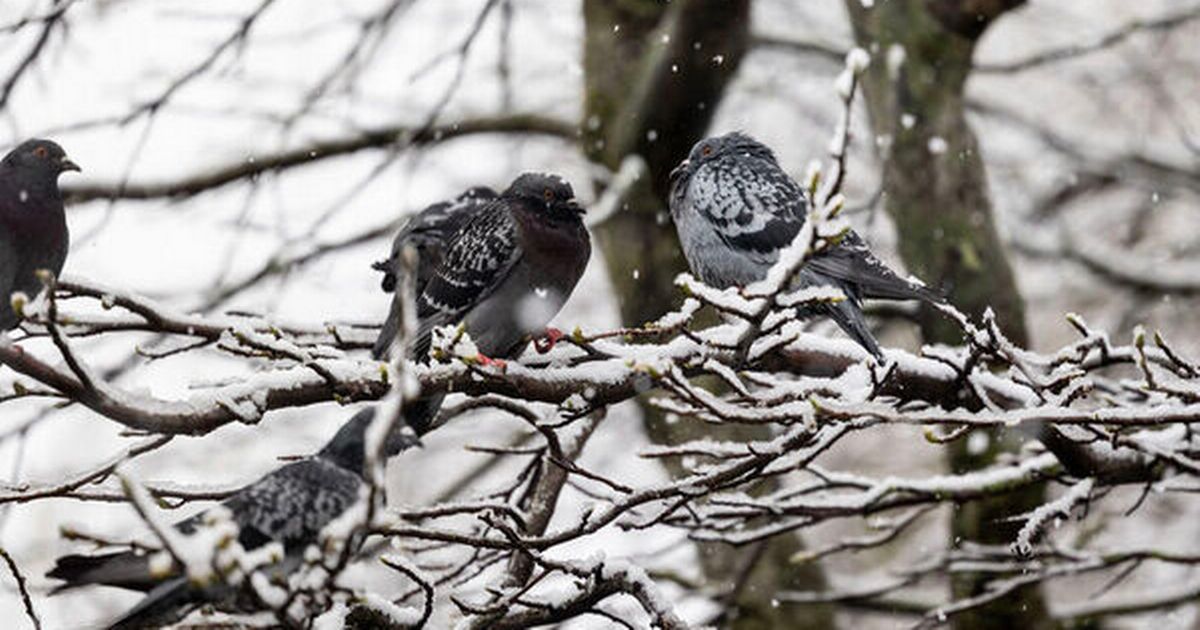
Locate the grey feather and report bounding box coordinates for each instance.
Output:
[669,132,940,358]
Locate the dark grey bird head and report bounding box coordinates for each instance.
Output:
[317,407,421,475]
[669,132,776,191]
[2,139,81,181]
[504,173,584,220]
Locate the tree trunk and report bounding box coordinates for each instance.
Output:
[843,2,1056,629]
[582,2,834,628]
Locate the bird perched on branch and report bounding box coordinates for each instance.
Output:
[372,173,591,434]
[414,174,590,359]
[47,407,418,629]
[372,186,497,360]
[0,139,80,330]
[669,132,940,358]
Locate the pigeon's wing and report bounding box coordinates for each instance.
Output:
[372,200,473,359]
[692,156,807,264]
[412,201,522,358]
[375,200,453,294]
[693,156,938,304]
[373,190,500,360]
[217,459,362,552]
[374,187,499,294]
[806,231,942,303]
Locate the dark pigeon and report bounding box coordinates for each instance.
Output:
[669,132,940,358]
[0,139,80,329]
[47,407,418,629]
[371,186,496,360]
[373,173,591,435]
[415,174,591,358]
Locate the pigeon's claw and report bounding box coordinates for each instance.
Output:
[534,327,565,354]
[475,354,508,370]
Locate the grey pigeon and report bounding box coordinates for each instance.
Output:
[0,139,80,329]
[669,132,939,358]
[374,173,591,435]
[47,407,418,629]
[371,186,496,360]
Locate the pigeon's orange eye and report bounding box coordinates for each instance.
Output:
[701,145,713,157]
[543,188,554,202]
[33,146,48,159]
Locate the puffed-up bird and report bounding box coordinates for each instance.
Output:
[47,407,418,629]
[669,132,939,358]
[0,139,80,330]
[373,173,591,434]
[372,186,496,360]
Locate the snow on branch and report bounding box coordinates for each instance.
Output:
[9,247,1200,626]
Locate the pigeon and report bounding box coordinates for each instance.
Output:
[47,407,418,629]
[415,174,591,360]
[371,186,497,360]
[373,173,591,435]
[668,132,939,358]
[0,139,80,329]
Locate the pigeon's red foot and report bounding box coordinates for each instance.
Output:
[475,354,507,370]
[534,327,565,354]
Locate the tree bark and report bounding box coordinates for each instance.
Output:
[843,2,1056,629]
[582,2,835,628]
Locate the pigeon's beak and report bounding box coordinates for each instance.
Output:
[669,160,689,184]
[59,157,81,173]
[565,199,585,215]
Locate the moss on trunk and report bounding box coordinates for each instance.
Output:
[843,1,1057,629]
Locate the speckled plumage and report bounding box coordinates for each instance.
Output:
[669,132,939,358]
[413,173,590,360]
[375,186,497,295]
[372,187,497,359]
[47,407,418,629]
[0,139,79,329]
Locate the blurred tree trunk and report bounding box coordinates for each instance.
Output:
[582,1,834,628]
[844,2,1056,629]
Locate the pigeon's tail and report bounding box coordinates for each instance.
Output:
[375,280,438,361]
[374,303,440,436]
[823,299,883,360]
[372,345,441,436]
[105,577,194,630]
[47,551,157,594]
[855,272,943,304]
[403,393,444,436]
[373,304,401,360]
